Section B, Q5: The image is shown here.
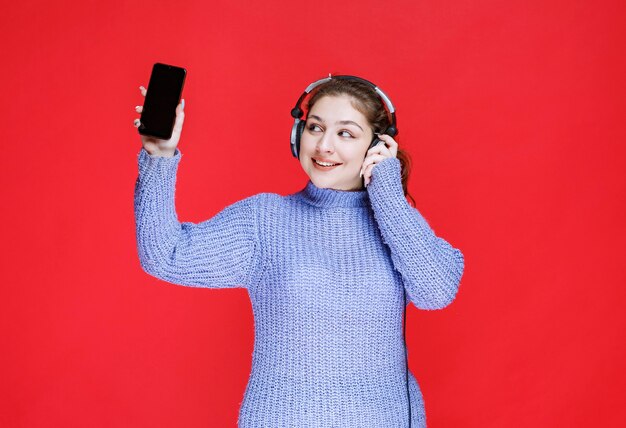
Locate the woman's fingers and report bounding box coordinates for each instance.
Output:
[360,153,387,179]
[363,162,379,186]
[171,101,185,134]
[367,141,393,158]
[363,153,387,170]
[375,133,399,157]
[364,163,376,186]
[133,86,146,128]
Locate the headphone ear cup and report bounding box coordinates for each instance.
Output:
[290,122,299,158]
[295,120,306,159]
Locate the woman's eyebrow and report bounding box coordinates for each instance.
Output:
[337,120,364,131]
[309,115,364,131]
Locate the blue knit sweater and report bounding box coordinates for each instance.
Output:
[134,147,465,427]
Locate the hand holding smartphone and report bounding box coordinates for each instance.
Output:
[134,63,187,157]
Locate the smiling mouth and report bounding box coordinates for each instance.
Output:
[313,158,342,167]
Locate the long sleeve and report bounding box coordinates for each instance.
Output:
[133,147,263,289]
[367,157,465,310]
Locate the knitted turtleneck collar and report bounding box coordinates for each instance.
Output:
[299,180,369,208]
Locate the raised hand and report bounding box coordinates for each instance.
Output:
[133,85,185,157]
[360,133,399,187]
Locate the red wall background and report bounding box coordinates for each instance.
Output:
[1,0,624,426]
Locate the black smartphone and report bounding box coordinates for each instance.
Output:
[138,62,187,140]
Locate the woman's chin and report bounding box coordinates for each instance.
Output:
[310,177,332,189]
[309,176,362,191]
[309,175,336,189]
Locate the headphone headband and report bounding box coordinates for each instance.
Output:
[290,74,398,159]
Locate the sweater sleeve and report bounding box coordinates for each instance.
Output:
[367,157,465,310]
[133,147,262,289]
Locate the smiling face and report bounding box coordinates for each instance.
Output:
[299,95,374,191]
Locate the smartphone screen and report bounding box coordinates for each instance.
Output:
[139,63,186,140]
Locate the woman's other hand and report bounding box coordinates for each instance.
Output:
[133,85,185,158]
[360,133,398,187]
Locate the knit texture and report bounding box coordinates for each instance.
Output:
[134,147,465,427]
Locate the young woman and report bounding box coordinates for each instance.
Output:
[133,75,465,427]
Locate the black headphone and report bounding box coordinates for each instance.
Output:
[289,75,398,159]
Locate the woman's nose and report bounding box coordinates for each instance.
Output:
[316,134,335,153]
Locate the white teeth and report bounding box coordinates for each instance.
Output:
[314,159,339,167]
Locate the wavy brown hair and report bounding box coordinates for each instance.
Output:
[306,78,416,207]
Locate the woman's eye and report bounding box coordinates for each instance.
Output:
[338,130,354,138]
[307,124,322,132]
